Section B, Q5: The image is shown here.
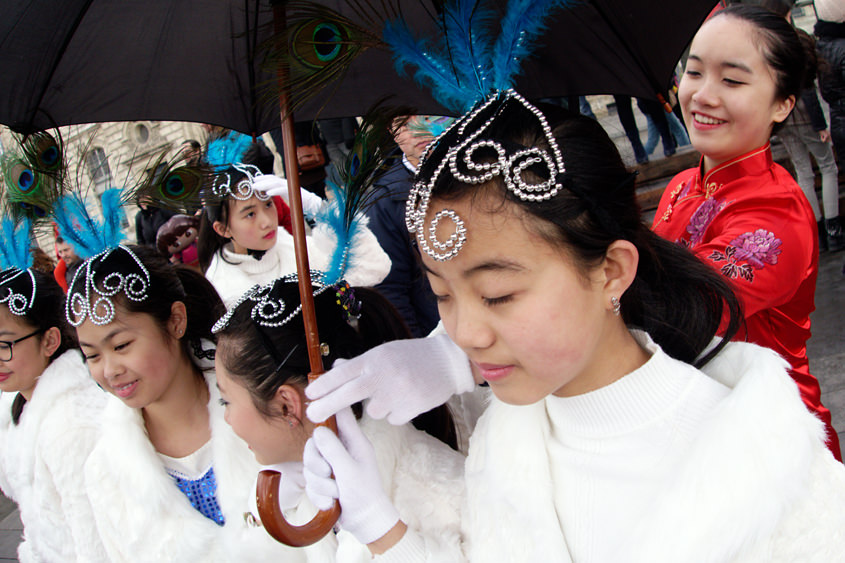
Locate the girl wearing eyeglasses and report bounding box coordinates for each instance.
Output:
[0,266,108,561]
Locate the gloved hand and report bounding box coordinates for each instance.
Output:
[306,333,474,425]
[260,461,306,511]
[252,174,324,217]
[303,407,399,545]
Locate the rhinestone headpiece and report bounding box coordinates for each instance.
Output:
[0,268,36,316]
[209,163,270,202]
[66,245,151,327]
[406,90,566,261]
[212,272,361,334]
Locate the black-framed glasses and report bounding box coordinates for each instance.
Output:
[0,329,45,362]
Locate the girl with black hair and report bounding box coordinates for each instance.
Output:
[72,246,307,561]
[652,5,841,459]
[0,267,107,561]
[198,166,390,307]
[213,276,464,561]
[303,89,845,559]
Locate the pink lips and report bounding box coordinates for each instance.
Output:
[690,112,726,131]
[475,362,514,383]
[0,373,10,383]
[263,230,276,240]
[113,380,139,399]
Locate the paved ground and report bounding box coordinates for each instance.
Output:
[0,104,841,559]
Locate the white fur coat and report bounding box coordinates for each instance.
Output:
[206,216,390,307]
[85,371,309,562]
[0,350,108,562]
[465,337,845,563]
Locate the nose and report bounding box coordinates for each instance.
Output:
[689,76,719,107]
[448,301,495,353]
[259,205,277,230]
[102,354,124,383]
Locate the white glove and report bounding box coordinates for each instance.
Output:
[306,333,474,425]
[251,174,324,217]
[303,407,399,545]
[260,462,306,511]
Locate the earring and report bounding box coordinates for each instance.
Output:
[611,296,621,316]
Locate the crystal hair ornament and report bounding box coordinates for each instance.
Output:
[66,245,151,327]
[383,0,574,261]
[205,131,270,202]
[406,90,565,260]
[52,180,151,327]
[212,272,362,334]
[0,268,36,317]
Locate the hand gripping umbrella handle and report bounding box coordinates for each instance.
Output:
[256,415,341,547]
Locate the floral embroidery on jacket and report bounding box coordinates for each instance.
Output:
[708,229,782,282]
[686,198,726,245]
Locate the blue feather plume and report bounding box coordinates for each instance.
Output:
[441,0,495,96]
[383,0,574,112]
[491,0,573,89]
[52,189,127,259]
[383,19,478,114]
[206,131,253,170]
[0,217,33,272]
[315,180,357,285]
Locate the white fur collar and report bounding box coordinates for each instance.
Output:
[85,373,225,561]
[466,335,832,562]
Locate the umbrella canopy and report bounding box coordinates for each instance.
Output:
[0,0,719,135]
[0,0,444,135]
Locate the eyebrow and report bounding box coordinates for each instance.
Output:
[687,54,752,74]
[423,258,526,280]
[78,327,126,348]
[238,204,256,215]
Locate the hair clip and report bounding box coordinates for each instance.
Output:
[0,268,36,316]
[66,245,151,327]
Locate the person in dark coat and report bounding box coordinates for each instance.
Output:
[365,117,442,337]
[134,200,177,247]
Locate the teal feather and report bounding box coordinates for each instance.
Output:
[0,217,33,272]
[52,189,126,260]
[206,131,253,169]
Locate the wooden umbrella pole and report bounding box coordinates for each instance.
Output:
[255,0,341,547]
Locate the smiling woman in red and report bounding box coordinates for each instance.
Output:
[652,5,840,460]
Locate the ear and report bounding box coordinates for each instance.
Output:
[168,301,188,340]
[212,220,230,239]
[40,327,62,358]
[772,95,796,124]
[271,384,306,426]
[599,240,639,308]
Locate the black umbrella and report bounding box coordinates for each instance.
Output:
[0,0,720,135]
[0,0,444,135]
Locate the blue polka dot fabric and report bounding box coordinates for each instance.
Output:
[168,466,225,526]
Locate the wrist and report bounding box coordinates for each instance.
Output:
[368,520,408,555]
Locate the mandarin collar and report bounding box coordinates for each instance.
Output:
[696,143,773,193]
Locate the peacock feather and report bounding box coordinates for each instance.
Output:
[263,0,413,118]
[123,148,211,214]
[315,101,411,283]
[0,130,65,222]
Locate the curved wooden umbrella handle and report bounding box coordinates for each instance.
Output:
[256,416,341,547]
